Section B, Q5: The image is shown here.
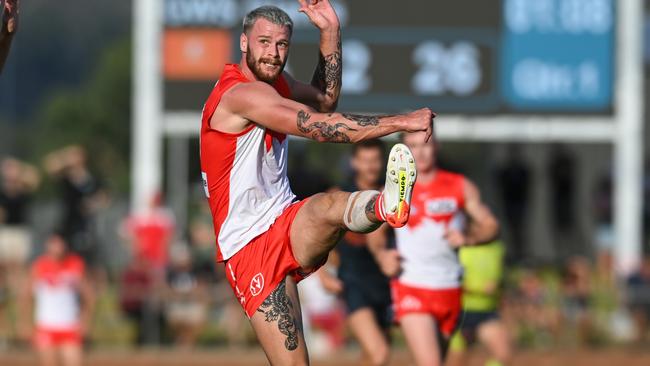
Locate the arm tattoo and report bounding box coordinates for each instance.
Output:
[343,113,398,127]
[297,110,357,143]
[257,279,300,351]
[312,35,342,99]
[342,113,380,127]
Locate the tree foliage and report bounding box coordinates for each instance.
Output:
[28,39,132,192]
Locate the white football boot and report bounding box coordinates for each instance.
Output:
[376,143,417,228]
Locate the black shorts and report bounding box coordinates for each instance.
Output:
[458,310,499,343]
[341,280,392,329]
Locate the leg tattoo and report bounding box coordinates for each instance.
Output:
[365,194,379,222]
[257,279,300,351]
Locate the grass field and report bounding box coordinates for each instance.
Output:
[1,348,650,366]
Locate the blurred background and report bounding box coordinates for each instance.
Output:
[1,0,650,365]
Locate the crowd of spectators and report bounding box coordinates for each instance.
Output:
[0,146,650,355]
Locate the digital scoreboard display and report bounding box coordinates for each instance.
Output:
[164,0,615,114]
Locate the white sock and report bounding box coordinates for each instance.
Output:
[343,190,380,233]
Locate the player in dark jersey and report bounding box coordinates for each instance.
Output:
[320,139,393,366]
[0,0,18,74]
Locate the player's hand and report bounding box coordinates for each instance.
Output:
[405,108,436,142]
[377,249,402,278]
[2,0,19,35]
[444,228,467,248]
[321,275,344,295]
[298,0,340,32]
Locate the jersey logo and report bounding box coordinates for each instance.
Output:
[250,273,265,297]
[400,295,423,311]
[201,172,210,198]
[425,198,458,216]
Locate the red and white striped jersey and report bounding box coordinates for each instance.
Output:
[32,254,85,330]
[200,64,296,261]
[394,170,466,289]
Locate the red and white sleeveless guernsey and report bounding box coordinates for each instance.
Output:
[32,254,85,331]
[394,169,466,289]
[200,64,296,262]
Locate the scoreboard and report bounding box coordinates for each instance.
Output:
[163,0,615,114]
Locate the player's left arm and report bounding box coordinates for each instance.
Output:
[287,0,341,112]
[446,178,500,248]
[0,0,18,75]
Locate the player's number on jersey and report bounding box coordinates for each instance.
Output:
[412,41,481,96]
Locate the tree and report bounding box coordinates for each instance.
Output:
[29,39,132,192]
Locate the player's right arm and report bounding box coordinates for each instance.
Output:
[0,0,18,75]
[218,81,435,143]
[445,179,499,248]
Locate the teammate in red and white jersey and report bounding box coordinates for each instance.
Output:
[20,232,95,366]
[370,130,499,366]
[199,1,433,364]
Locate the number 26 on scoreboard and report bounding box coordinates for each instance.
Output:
[340,39,483,97]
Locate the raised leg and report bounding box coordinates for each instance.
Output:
[290,191,380,269]
[290,143,416,269]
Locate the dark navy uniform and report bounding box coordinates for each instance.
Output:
[337,183,393,328]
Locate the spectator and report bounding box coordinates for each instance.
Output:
[118,256,155,347]
[19,232,95,366]
[627,257,650,343]
[187,200,215,283]
[0,157,39,263]
[508,269,561,347]
[561,257,594,345]
[122,192,175,275]
[163,245,209,349]
[0,157,39,344]
[44,146,108,267]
